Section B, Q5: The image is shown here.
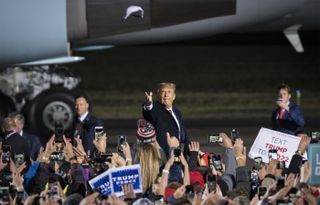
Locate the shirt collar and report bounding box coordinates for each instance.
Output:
[79,112,89,122]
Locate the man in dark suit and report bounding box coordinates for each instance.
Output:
[9,112,42,161]
[1,117,30,157]
[272,84,305,135]
[143,82,189,156]
[72,95,104,155]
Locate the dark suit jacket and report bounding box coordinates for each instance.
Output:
[272,101,305,135]
[22,131,42,161]
[72,113,104,154]
[143,102,189,156]
[3,131,30,158]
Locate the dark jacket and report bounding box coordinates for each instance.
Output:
[142,102,189,156]
[272,101,305,135]
[3,131,30,158]
[21,131,42,161]
[72,113,104,154]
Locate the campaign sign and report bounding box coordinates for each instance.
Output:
[88,170,112,196]
[248,128,301,166]
[110,164,143,196]
[308,144,320,185]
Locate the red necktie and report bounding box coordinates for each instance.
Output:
[279,109,285,120]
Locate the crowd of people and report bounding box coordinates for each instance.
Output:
[0,82,318,205]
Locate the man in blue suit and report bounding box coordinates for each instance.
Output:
[272,84,305,135]
[143,82,189,156]
[72,95,104,155]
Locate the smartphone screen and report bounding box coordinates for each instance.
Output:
[0,187,10,203]
[94,126,104,139]
[268,149,278,160]
[2,145,11,164]
[185,185,194,199]
[208,134,223,143]
[54,124,64,143]
[14,153,25,167]
[231,129,239,142]
[258,187,267,199]
[212,155,222,171]
[207,174,217,193]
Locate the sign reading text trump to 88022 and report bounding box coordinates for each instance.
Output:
[248,128,301,166]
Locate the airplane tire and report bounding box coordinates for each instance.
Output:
[0,93,15,122]
[27,89,76,140]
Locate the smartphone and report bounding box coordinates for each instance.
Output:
[276,178,285,191]
[311,131,320,142]
[14,153,25,167]
[54,124,64,143]
[212,155,223,171]
[0,187,10,204]
[207,174,217,193]
[251,169,259,183]
[277,161,286,170]
[48,181,60,203]
[185,185,195,199]
[50,151,64,161]
[276,199,293,205]
[117,135,127,153]
[101,151,113,163]
[173,148,181,163]
[208,134,223,143]
[94,126,104,140]
[268,149,278,160]
[258,187,267,200]
[254,157,263,170]
[231,128,239,142]
[2,145,11,164]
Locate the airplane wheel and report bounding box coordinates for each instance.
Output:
[0,93,14,122]
[28,89,76,139]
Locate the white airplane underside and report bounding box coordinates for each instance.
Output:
[0,0,320,66]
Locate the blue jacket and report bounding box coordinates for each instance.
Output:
[22,131,42,161]
[272,101,305,135]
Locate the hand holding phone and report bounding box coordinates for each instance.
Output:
[94,126,104,140]
[54,124,64,143]
[117,135,127,153]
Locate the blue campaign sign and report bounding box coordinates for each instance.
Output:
[88,170,112,196]
[308,144,320,185]
[110,164,143,196]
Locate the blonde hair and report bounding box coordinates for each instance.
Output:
[136,142,162,192]
[157,82,176,93]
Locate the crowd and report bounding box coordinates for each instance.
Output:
[0,82,318,205]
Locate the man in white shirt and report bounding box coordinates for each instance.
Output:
[73,95,104,154]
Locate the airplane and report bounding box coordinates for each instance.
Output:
[0,0,319,137]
